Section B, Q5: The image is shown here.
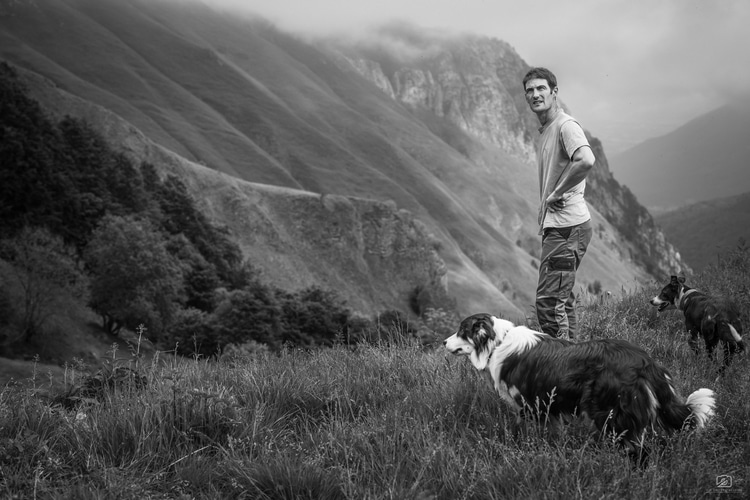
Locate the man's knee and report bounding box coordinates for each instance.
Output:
[537,266,578,338]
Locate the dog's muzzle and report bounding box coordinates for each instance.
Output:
[444,334,470,355]
[650,297,670,312]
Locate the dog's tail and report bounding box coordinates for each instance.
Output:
[725,323,744,347]
[685,388,715,429]
[713,316,745,357]
[653,376,715,431]
[705,303,744,346]
[730,325,746,354]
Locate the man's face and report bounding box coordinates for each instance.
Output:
[524,78,556,114]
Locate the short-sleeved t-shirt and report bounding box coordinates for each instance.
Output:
[537,111,591,231]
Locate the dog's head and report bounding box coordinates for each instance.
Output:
[649,275,685,312]
[443,313,514,370]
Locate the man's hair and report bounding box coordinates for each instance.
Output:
[522,67,558,90]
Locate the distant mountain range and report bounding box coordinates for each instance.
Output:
[609,103,750,214]
[654,191,750,272]
[0,0,687,317]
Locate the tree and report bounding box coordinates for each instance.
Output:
[278,287,350,347]
[165,233,220,312]
[163,307,214,357]
[0,64,62,236]
[84,215,184,339]
[212,284,283,349]
[0,226,87,342]
[149,172,242,284]
[183,262,220,312]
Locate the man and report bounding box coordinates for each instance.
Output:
[523,67,595,339]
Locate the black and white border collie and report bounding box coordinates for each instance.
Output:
[444,313,715,457]
[650,275,744,370]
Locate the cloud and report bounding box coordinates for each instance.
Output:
[191,0,750,148]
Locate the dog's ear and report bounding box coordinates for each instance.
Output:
[677,275,686,284]
[469,315,496,370]
[472,315,496,342]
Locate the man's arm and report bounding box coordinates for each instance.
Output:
[545,145,595,212]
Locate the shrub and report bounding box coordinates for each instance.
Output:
[409,285,433,316]
[418,307,460,344]
[220,340,270,360]
[373,309,417,344]
[343,315,376,344]
[278,287,350,347]
[212,284,283,350]
[164,308,215,357]
[0,287,12,327]
[0,226,87,341]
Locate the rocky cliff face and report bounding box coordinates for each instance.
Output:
[336,35,537,163]
[217,185,451,315]
[584,137,688,275]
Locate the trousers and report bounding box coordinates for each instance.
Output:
[536,220,592,339]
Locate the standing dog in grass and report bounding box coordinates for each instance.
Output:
[444,313,715,461]
[650,275,744,371]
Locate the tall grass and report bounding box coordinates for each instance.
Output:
[2,251,749,499]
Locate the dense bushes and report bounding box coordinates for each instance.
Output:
[164,285,346,357]
[0,62,243,342]
[162,284,439,358]
[0,227,88,341]
[0,62,435,356]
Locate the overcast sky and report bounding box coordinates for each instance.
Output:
[204,0,750,155]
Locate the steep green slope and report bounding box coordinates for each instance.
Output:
[0,0,682,316]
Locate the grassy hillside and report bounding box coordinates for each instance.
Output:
[0,0,537,313]
[2,248,748,499]
[0,59,463,373]
[0,0,678,317]
[655,191,750,272]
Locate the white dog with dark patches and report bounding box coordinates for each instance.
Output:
[444,313,715,459]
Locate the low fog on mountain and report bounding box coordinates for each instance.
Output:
[212,0,750,255]
[208,0,750,153]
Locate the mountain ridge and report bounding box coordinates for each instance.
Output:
[610,103,750,213]
[655,190,750,272]
[0,0,688,317]
[8,62,469,317]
